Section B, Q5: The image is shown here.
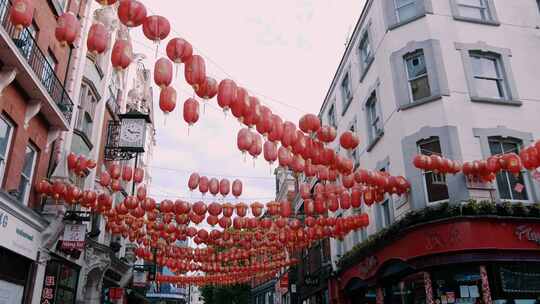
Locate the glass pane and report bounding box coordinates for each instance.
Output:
[410,76,431,101]
[406,53,427,78]
[458,0,485,6]
[471,56,498,78]
[396,2,417,22]
[360,35,372,65]
[495,172,512,200]
[474,78,504,99]
[425,172,450,202]
[0,118,12,157]
[58,264,77,289]
[502,141,519,154]
[459,6,488,19]
[21,146,36,176]
[396,0,415,7]
[488,140,503,155]
[382,201,391,227]
[56,288,75,304]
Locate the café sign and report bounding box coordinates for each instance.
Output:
[0,208,40,260]
[515,225,540,245]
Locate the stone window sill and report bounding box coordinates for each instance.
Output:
[453,16,500,26]
[388,14,426,31]
[470,96,522,106]
[398,94,443,111]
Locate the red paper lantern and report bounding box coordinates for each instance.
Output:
[108,164,121,179]
[278,146,292,168]
[99,171,111,187]
[142,15,170,42]
[339,131,360,151]
[118,0,147,27]
[134,167,144,183]
[67,152,78,171]
[122,166,133,182]
[166,37,193,63]
[185,55,206,90]
[281,121,297,149]
[263,141,278,165]
[268,115,284,143]
[35,180,51,196]
[199,176,209,195]
[237,128,254,154]
[188,173,200,191]
[219,179,230,197]
[231,87,249,121]
[316,125,337,143]
[248,133,262,159]
[10,0,33,30]
[159,86,177,114]
[243,97,261,128]
[55,12,80,46]
[256,106,273,137]
[232,179,242,198]
[299,114,321,134]
[209,178,219,196]
[111,39,133,70]
[154,57,173,89]
[87,23,108,55]
[250,202,263,217]
[183,98,200,126]
[217,79,237,112]
[195,77,218,100]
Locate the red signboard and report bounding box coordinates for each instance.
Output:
[340,218,540,289]
[109,287,124,300]
[280,273,289,288]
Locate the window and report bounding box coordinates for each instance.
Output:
[349,122,360,168]
[341,72,353,114]
[391,40,449,110]
[450,0,499,24]
[327,103,337,128]
[358,26,374,80]
[405,51,431,102]
[470,52,506,99]
[41,259,79,304]
[418,137,449,203]
[395,0,418,22]
[366,92,383,146]
[76,81,99,140]
[381,199,392,228]
[488,138,528,201]
[456,42,519,105]
[17,144,37,204]
[0,117,14,186]
[538,0,540,13]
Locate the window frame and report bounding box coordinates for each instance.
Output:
[488,137,531,202]
[18,143,38,205]
[455,42,520,106]
[327,102,337,129]
[340,71,353,115]
[390,40,450,110]
[357,21,375,82]
[348,120,360,168]
[417,137,450,204]
[383,0,434,30]
[0,115,14,187]
[404,50,431,103]
[449,0,500,25]
[363,83,384,152]
[470,52,507,99]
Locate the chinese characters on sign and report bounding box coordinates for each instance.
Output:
[61,224,86,250]
[40,275,56,304]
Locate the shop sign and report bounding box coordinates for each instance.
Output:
[61,224,86,250]
[0,208,39,260]
[515,225,540,246]
[109,287,124,300]
[40,275,56,304]
[304,275,319,287]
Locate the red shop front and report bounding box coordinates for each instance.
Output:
[333,218,540,304]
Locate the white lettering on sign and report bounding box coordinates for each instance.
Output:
[515,225,540,245]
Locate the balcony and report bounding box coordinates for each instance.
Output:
[0,0,73,130]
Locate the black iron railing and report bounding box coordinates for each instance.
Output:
[0,0,74,123]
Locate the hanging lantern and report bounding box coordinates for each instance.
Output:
[108,163,121,179]
[192,201,207,216]
[99,171,111,187]
[268,115,284,143]
[250,202,263,217]
[299,114,321,135]
[256,106,273,137]
[188,173,200,191]
[195,77,218,100]
[95,0,118,5]
[209,178,219,196]
[111,39,133,70]
[199,176,209,195]
[142,15,171,43]
[292,131,307,156]
[122,166,133,182]
[183,97,200,126]
[10,0,33,30]
[134,167,144,183]
[281,121,297,149]
[232,179,242,198]
[339,131,360,151]
[237,128,254,154]
[118,0,147,27]
[166,37,193,63]
[248,133,263,160]
[263,141,278,165]
[136,185,147,201]
[217,79,238,113]
[67,152,78,171]
[154,57,173,89]
[278,146,292,168]
[243,96,261,128]
[185,55,206,90]
[35,180,51,196]
[55,12,80,46]
[159,86,177,114]
[219,179,230,197]
[231,87,249,121]
[87,23,108,55]
[316,125,337,143]
[208,202,223,217]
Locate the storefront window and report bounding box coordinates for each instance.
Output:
[432,265,482,304]
[386,272,427,304]
[0,247,32,303]
[492,262,540,303]
[41,258,80,304]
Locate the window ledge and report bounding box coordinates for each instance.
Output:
[387,14,426,31]
[452,16,500,26]
[366,132,384,153]
[341,97,353,116]
[398,94,443,111]
[359,57,374,83]
[470,96,522,106]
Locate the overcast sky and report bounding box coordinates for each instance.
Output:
[130,0,365,203]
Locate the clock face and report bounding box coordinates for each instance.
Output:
[120,119,145,148]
